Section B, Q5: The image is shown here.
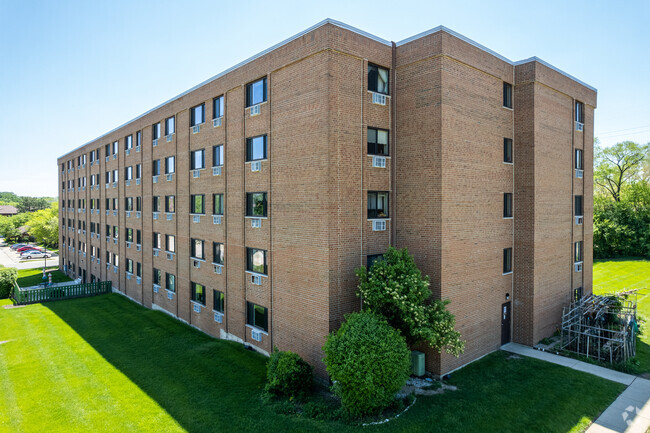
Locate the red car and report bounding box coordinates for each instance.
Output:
[16,246,42,253]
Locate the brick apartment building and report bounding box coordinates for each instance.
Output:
[57,19,596,376]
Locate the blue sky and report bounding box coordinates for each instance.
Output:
[0,0,648,196]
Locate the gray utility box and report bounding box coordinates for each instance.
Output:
[411,350,425,376]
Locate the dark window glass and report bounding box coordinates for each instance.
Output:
[152,123,161,140]
[191,104,205,127]
[213,96,224,118]
[152,160,161,176]
[504,193,513,218]
[574,242,583,263]
[136,229,141,245]
[136,131,141,147]
[125,197,133,211]
[126,228,133,242]
[191,149,205,170]
[246,301,268,332]
[503,248,512,273]
[191,194,205,214]
[575,101,584,123]
[191,239,204,260]
[153,232,161,249]
[152,196,160,213]
[165,195,175,213]
[367,254,383,269]
[213,194,224,215]
[503,82,513,109]
[166,273,176,292]
[213,290,225,313]
[575,149,583,170]
[125,135,132,150]
[245,78,267,107]
[368,64,389,95]
[136,262,142,277]
[136,197,141,212]
[246,135,267,161]
[153,268,162,285]
[165,156,175,174]
[504,138,513,163]
[367,191,389,218]
[246,192,267,217]
[213,242,225,265]
[126,259,133,274]
[213,145,224,167]
[368,128,389,156]
[246,247,267,275]
[575,195,583,217]
[191,282,205,305]
[165,117,175,135]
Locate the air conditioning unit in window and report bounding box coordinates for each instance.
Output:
[113,238,118,244]
[213,117,222,127]
[250,104,260,116]
[113,154,117,160]
[576,122,584,132]
[193,215,201,223]
[91,257,95,263]
[372,156,386,168]
[213,264,223,274]
[136,244,141,251]
[152,139,158,147]
[251,328,262,342]
[113,265,118,273]
[251,275,262,285]
[125,180,130,187]
[167,252,174,261]
[574,262,583,272]
[373,220,387,231]
[153,249,159,257]
[113,182,117,189]
[136,145,141,153]
[575,216,584,225]
[166,174,173,182]
[153,212,159,220]
[214,312,223,323]
[126,241,132,249]
[105,156,109,162]
[251,161,261,172]
[166,213,173,221]
[126,211,131,218]
[136,179,141,185]
[136,276,141,285]
[126,273,131,280]
[213,166,222,176]
[136,211,141,218]
[167,291,174,300]
[251,218,261,228]
[125,149,130,156]
[576,169,584,179]
[192,260,201,269]
[372,92,387,105]
[105,210,109,216]
[113,210,118,216]
[97,259,101,265]
[213,215,222,225]
[193,169,200,178]
[153,284,159,293]
[192,125,200,134]
[153,175,158,184]
[193,303,201,313]
[166,135,173,142]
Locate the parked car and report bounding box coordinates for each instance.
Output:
[17,246,42,253]
[10,243,28,250]
[21,251,51,259]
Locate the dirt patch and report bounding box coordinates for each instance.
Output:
[397,377,457,397]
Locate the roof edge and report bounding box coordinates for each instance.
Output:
[514,56,597,92]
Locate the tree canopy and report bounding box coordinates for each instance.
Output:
[594,141,649,202]
[25,203,59,247]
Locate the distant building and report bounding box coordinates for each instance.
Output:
[0,205,18,216]
[57,19,595,378]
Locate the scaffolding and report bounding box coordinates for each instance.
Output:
[560,293,637,365]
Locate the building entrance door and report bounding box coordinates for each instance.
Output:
[501,302,511,345]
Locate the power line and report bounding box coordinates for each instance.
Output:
[596,124,650,136]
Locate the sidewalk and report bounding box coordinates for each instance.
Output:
[502,343,650,433]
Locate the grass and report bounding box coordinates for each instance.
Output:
[593,258,650,374]
[0,294,623,433]
[16,267,72,288]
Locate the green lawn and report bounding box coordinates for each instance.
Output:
[593,258,650,374]
[0,294,623,433]
[16,267,72,288]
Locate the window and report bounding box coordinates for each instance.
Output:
[213,145,224,167]
[114,254,119,267]
[125,135,133,150]
[213,193,224,215]
[165,235,175,253]
[575,101,584,123]
[152,123,161,140]
[504,138,513,163]
[213,290,224,313]
[113,198,118,210]
[136,164,142,179]
[166,273,176,292]
[503,82,513,109]
[246,77,267,107]
[152,196,160,213]
[246,135,267,161]
[165,195,175,213]
[191,149,205,170]
[246,247,267,275]
[165,156,175,174]
[213,242,225,265]
[368,128,389,156]
[191,104,204,126]
[105,144,110,157]
[125,197,133,211]
[152,160,161,176]
[153,268,162,285]
[153,232,162,249]
[136,197,142,212]
[504,193,513,218]
[126,258,133,274]
[575,195,583,217]
[125,166,133,180]
[574,241,583,263]
[136,262,142,278]
[246,302,268,332]
[191,194,205,214]
[191,239,204,260]
[213,95,224,119]
[112,169,118,182]
[105,224,110,236]
[367,254,383,269]
[246,192,267,217]
[368,63,389,95]
[165,116,175,136]
[112,141,118,155]
[575,149,583,170]
[367,191,389,219]
[136,131,141,147]
[136,229,141,245]
[503,248,512,274]
[191,282,206,305]
[113,226,118,239]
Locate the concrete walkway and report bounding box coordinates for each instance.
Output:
[502,343,650,433]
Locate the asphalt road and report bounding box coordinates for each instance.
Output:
[0,245,60,270]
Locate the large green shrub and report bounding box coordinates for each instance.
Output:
[265,349,313,399]
[0,267,17,299]
[356,246,465,356]
[322,311,410,417]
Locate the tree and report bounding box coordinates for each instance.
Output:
[0,213,29,243]
[16,196,50,213]
[356,246,465,356]
[0,267,17,298]
[594,141,649,202]
[25,203,59,247]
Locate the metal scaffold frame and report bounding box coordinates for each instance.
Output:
[560,293,637,365]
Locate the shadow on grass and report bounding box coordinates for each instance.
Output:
[43,294,626,433]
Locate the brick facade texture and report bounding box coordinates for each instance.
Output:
[57,21,596,378]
